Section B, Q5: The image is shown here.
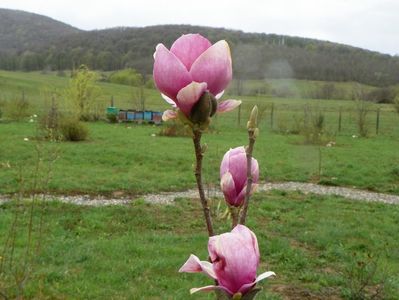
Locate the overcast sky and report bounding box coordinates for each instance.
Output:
[1,0,398,55]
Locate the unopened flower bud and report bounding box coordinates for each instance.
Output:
[189,91,217,125]
[247,106,258,130]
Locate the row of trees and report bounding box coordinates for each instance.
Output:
[1,25,398,87]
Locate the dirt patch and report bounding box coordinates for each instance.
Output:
[271,284,342,300]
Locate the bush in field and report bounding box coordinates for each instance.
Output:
[354,98,370,138]
[106,113,118,123]
[4,92,31,120]
[302,105,326,144]
[145,77,155,89]
[365,87,396,103]
[39,96,62,140]
[60,118,89,141]
[109,68,143,86]
[64,65,102,121]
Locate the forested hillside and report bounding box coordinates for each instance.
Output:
[1,8,398,86]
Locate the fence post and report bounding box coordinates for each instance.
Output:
[376,108,380,135]
[270,102,274,130]
[237,104,241,126]
[338,106,342,133]
[111,95,114,107]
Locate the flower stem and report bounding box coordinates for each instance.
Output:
[192,129,214,237]
[230,206,239,229]
[238,129,256,225]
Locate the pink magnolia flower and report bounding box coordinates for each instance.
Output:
[179,225,275,298]
[153,33,241,123]
[220,146,259,207]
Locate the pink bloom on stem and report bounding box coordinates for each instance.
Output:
[153,34,241,123]
[220,146,259,207]
[179,225,275,297]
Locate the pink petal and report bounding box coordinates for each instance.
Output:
[220,147,246,178]
[228,150,249,193]
[221,172,238,206]
[235,186,247,207]
[161,94,177,107]
[232,225,260,265]
[153,43,192,101]
[190,285,233,295]
[190,40,232,96]
[170,34,212,71]
[208,226,259,294]
[176,82,207,116]
[238,271,276,294]
[217,100,242,113]
[162,110,178,121]
[215,90,225,100]
[179,254,217,280]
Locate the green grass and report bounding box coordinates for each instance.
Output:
[1,71,399,299]
[1,121,398,195]
[1,192,398,299]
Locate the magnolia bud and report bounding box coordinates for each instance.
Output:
[247,106,258,130]
[190,91,217,125]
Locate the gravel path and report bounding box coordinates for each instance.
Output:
[1,181,398,206]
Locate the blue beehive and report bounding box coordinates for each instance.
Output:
[144,111,152,121]
[134,111,144,121]
[126,111,135,121]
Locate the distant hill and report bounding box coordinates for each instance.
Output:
[0,8,80,53]
[0,8,398,86]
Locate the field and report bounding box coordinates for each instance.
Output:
[1,71,399,299]
[1,193,399,299]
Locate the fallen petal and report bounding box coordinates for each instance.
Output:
[217,100,242,113]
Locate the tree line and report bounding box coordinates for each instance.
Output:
[1,15,398,87]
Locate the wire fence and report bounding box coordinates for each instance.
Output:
[215,102,399,138]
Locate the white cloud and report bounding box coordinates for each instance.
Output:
[0,0,398,54]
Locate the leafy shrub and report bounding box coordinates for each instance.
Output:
[60,118,89,141]
[145,78,155,89]
[303,111,325,144]
[355,99,369,137]
[39,97,62,140]
[106,113,118,123]
[365,87,396,103]
[4,93,31,120]
[64,65,102,121]
[109,69,143,86]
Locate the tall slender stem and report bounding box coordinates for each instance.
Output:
[239,129,256,225]
[192,129,214,237]
[230,207,239,229]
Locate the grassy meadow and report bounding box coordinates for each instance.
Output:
[1,192,399,299]
[1,70,399,299]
